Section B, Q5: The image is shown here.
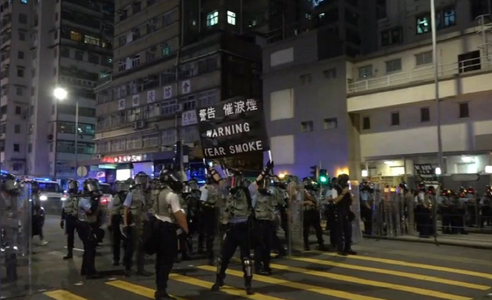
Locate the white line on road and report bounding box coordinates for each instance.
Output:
[64,246,84,252]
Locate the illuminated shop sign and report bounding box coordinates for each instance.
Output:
[101,155,143,164]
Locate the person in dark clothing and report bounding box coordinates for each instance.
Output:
[332,174,357,256]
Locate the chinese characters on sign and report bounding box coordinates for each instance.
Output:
[182,110,197,126]
[147,90,155,103]
[132,94,140,107]
[199,98,258,122]
[163,86,173,99]
[101,155,143,164]
[118,99,125,110]
[197,97,269,158]
[414,164,438,184]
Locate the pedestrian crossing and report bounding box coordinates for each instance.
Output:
[41,251,492,300]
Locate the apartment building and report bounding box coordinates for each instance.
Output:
[1,0,33,174]
[91,0,270,180]
[0,0,114,179]
[263,0,492,183]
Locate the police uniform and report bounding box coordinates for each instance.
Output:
[332,174,356,255]
[77,196,100,278]
[302,186,325,251]
[251,182,277,274]
[123,186,151,276]
[61,191,79,259]
[198,181,222,263]
[153,178,182,300]
[109,185,127,265]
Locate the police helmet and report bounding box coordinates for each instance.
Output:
[31,180,40,194]
[187,179,199,191]
[417,182,426,192]
[67,179,79,193]
[114,180,130,193]
[159,169,183,193]
[427,186,436,195]
[0,173,19,195]
[337,174,350,188]
[83,178,100,193]
[134,172,149,186]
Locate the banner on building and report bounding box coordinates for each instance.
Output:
[414,164,439,184]
[197,97,269,158]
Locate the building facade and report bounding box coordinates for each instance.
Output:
[92,0,268,180]
[264,0,492,183]
[0,0,114,179]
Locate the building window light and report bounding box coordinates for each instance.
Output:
[207,11,219,27]
[227,11,236,25]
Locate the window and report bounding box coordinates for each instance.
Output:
[362,117,370,130]
[458,50,481,73]
[421,107,430,122]
[162,45,171,56]
[13,144,20,152]
[15,106,21,115]
[18,51,24,59]
[391,112,400,126]
[75,51,84,60]
[16,87,23,96]
[300,74,312,85]
[443,7,456,27]
[19,32,26,41]
[17,68,24,77]
[163,12,173,26]
[207,11,219,27]
[416,15,430,34]
[459,103,469,118]
[324,118,338,130]
[70,31,83,42]
[227,11,236,25]
[358,65,372,78]
[19,13,27,24]
[323,68,337,79]
[84,35,100,46]
[385,59,402,73]
[381,27,403,46]
[14,124,20,134]
[301,121,314,132]
[88,53,99,64]
[61,47,70,57]
[415,51,433,66]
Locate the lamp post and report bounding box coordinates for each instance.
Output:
[53,87,79,179]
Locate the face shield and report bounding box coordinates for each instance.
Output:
[84,179,100,193]
[3,179,20,195]
[188,180,198,191]
[114,181,130,193]
[67,180,79,192]
[135,173,149,186]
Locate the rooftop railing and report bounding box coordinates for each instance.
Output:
[347,54,492,94]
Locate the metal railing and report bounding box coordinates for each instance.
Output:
[348,54,492,94]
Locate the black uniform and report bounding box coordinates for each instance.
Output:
[334,181,356,255]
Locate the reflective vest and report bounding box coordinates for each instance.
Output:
[129,188,146,223]
[64,195,79,217]
[152,187,176,223]
[255,187,276,221]
[111,193,125,216]
[224,188,250,222]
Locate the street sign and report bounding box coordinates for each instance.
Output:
[118,99,125,110]
[181,80,190,94]
[77,166,88,177]
[132,94,140,107]
[147,90,155,103]
[163,85,172,99]
[182,110,197,126]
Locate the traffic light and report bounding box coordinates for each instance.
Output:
[319,169,328,184]
[310,165,319,181]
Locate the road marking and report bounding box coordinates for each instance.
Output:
[321,252,492,280]
[387,250,492,267]
[106,280,185,300]
[44,290,88,300]
[64,246,84,252]
[267,263,471,300]
[290,256,490,290]
[197,265,388,300]
[107,277,285,300]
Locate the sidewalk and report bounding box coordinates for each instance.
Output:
[363,232,492,249]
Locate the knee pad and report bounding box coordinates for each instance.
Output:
[242,257,253,276]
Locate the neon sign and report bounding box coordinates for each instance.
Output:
[101,155,143,164]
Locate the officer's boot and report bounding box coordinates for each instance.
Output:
[63,248,73,260]
[243,258,254,295]
[211,257,225,291]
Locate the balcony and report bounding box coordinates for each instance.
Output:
[348,54,492,94]
[347,54,492,112]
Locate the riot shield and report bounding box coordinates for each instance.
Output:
[350,181,363,244]
[1,182,32,299]
[286,182,304,256]
[372,184,384,236]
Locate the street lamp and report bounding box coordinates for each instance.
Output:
[53,87,79,179]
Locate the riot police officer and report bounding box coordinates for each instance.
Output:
[32,181,48,246]
[77,179,103,279]
[152,169,189,300]
[123,172,152,276]
[1,173,20,283]
[302,180,326,251]
[184,179,201,254]
[211,161,273,295]
[252,172,277,275]
[360,182,373,235]
[199,172,225,265]
[108,179,130,266]
[61,179,80,259]
[332,174,356,255]
[272,177,288,257]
